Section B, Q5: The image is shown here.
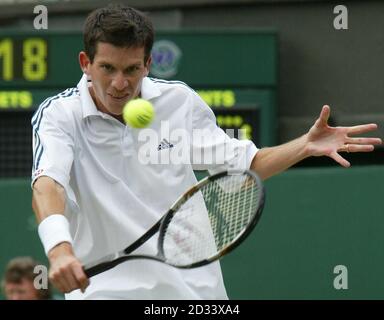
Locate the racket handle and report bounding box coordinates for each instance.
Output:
[84,220,162,278]
[84,259,121,278]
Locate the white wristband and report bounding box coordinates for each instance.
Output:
[38,214,73,256]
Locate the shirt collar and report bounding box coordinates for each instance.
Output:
[77,74,162,119]
[78,74,100,119]
[140,77,162,101]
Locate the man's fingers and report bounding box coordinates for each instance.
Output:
[51,267,79,293]
[346,123,378,135]
[345,137,382,145]
[49,272,67,293]
[61,268,83,293]
[50,264,89,293]
[330,151,350,167]
[318,105,331,126]
[347,144,375,153]
[72,264,90,293]
[50,269,75,293]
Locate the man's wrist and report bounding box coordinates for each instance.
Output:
[38,214,73,256]
[47,241,74,261]
[300,133,312,159]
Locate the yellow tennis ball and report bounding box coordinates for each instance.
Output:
[123,98,154,128]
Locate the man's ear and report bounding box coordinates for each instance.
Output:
[144,56,152,76]
[79,51,91,74]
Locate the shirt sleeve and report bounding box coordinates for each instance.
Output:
[31,99,75,191]
[190,91,258,174]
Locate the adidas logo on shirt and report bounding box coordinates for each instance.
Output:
[157,139,174,151]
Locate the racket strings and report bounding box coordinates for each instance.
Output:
[206,176,259,250]
[162,173,262,266]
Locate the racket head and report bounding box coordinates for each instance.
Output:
[157,170,265,268]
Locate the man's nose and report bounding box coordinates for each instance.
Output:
[112,73,128,91]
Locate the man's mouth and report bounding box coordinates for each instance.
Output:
[109,93,129,100]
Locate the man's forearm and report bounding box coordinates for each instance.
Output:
[32,177,88,292]
[32,176,75,257]
[32,176,66,223]
[251,134,310,180]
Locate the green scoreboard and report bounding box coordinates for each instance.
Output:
[0,30,278,177]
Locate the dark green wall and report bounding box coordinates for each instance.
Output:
[222,165,384,299]
[0,179,48,299]
[1,165,383,299]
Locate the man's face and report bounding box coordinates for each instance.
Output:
[79,42,151,117]
[4,279,40,300]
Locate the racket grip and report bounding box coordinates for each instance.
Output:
[84,254,132,278]
[84,260,117,278]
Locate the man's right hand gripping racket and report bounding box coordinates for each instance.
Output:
[84,170,265,277]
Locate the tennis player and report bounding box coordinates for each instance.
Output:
[31,5,381,299]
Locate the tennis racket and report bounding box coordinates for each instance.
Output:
[84,169,265,278]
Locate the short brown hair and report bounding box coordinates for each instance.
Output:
[83,5,154,63]
[2,256,51,300]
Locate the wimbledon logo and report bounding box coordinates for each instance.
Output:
[151,40,182,78]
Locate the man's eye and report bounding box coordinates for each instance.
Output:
[101,65,113,71]
[127,66,140,73]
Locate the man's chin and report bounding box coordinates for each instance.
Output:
[105,101,125,114]
[109,108,124,116]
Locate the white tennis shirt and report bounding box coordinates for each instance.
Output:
[32,74,258,299]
